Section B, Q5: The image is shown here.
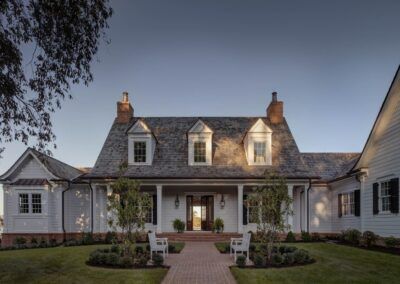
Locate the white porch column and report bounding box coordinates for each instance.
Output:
[304,186,309,232]
[106,185,112,231]
[287,184,294,231]
[237,184,244,233]
[156,185,163,233]
[92,185,97,233]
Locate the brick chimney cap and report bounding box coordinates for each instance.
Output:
[122,91,129,103]
[272,91,278,102]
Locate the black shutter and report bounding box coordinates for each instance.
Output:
[338,194,342,218]
[373,183,379,215]
[354,190,360,217]
[390,178,399,214]
[152,195,157,225]
[243,194,248,225]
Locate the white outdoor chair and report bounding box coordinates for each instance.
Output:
[148,231,169,260]
[230,232,251,262]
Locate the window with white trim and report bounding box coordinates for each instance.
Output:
[247,199,259,223]
[134,141,147,163]
[341,192,354,216]
[194,141,206,163]
[19,193,29,214]
[253,142,266,163]
[380,181,391,212]
[32,194,42,214]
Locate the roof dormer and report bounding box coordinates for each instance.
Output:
[188,120,213,166]
[244,118,273,165]
[127,119,156,165]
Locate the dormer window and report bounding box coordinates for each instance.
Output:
[127,119,156,165]
[194,142,206,163]
[188,120,213,165]
[254,142,266,163]
[244,118,272,166]
[134,141,147,163]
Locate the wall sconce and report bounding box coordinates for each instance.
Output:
[175,195,180,208]
[220,194,225,209]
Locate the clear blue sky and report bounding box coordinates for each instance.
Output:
[1,0,400,173]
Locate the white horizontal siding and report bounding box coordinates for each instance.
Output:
[362,87,400,237]
[330,177,361,232]
[309,185,332,233]
[64,185,91,233]
[9,156,52,181]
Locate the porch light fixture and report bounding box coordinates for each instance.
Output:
[175,195,180,208]
[220,194,225,209]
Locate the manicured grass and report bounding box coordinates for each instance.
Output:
[0,244,167,284]
[231,242,400,284]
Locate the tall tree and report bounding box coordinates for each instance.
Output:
[247,172,293,262]
[0,0,113,156]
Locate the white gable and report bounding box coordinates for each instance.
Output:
[248,118,272,133]
[188,120,213,133]
[127,119,152,134]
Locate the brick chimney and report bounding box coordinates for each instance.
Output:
[266,91,284,124]
[117,91,133,123]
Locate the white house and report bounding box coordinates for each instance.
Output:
[1,67,399,246]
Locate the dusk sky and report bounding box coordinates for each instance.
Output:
[1,0,400,173]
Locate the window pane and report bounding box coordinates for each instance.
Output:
[254,142,266,163]
[381,181,391,212]
[19,194,29,214]
[134,141,147,163]
[32,194,42,214]
[194,142,206,163]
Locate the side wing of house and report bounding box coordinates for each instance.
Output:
[354,67,400,237]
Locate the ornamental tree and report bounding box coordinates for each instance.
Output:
[247,172,293,262]
[107,178,151,256]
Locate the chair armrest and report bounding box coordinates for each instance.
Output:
[156,237,168,245]
[230,238,243,246]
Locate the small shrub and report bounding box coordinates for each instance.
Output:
[236,255,246,267]
[249,244,256,252]
[301,231,311,242]
[39,238,48,248]
[30,237,38,245]
[14,237,27,245]
[146,244,151,252]
[260,244,268,255]
[168,244,176,253]
[135,246,144,254]
[120,256,134,268]
[213,218,224,233]
[271,253,283,266]
[311,232,321,242]
[106,253,120,266]
[384,236,398,248]
[49,239,58,247]
[285,231,296,242]
[152,253,164,266]
[224,244,231,253]
[362,231,378,248]
[293,249,310,264]
[88,250,103,265]
[253,253,265,267]
[172,219,185,233]
[105,231,117,244]
[136,254,149,267]
[82,232,94,245]
[283,252,295,265]
[64,239,79,247]
[279,245,297,254]
[342,229,361,246]
[108,245,119,255]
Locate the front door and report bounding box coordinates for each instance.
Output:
[186,195,214,231]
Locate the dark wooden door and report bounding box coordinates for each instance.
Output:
[186,196,193,231]
[201,196,214,231]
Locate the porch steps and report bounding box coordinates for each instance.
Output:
[157,232,242,242]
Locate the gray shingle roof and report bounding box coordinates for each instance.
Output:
[86,117,314,179]
[30,148,84,180]
[301,152,360,181]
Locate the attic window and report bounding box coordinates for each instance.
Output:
[254,142,266,163]
[194,142,206,163]
[134,141,147,163]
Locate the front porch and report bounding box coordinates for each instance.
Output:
[93,181,310,235]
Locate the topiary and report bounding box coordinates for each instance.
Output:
[385,236,398,248]
[152,253,164,266]
[343,229,361,246]
[213,218,224,233]
[172,219,185,233]
[293,249,311,264]
[362,231,378,248]
[236,255,246,267]
[285,231,296,242]
[253,253,265,267]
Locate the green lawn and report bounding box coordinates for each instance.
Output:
[0,244,168,284]
[231,242,400,284]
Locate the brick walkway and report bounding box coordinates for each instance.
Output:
[162,242,236,284]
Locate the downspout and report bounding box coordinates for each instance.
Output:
[306,178,312,233]
[62,181,72,242]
